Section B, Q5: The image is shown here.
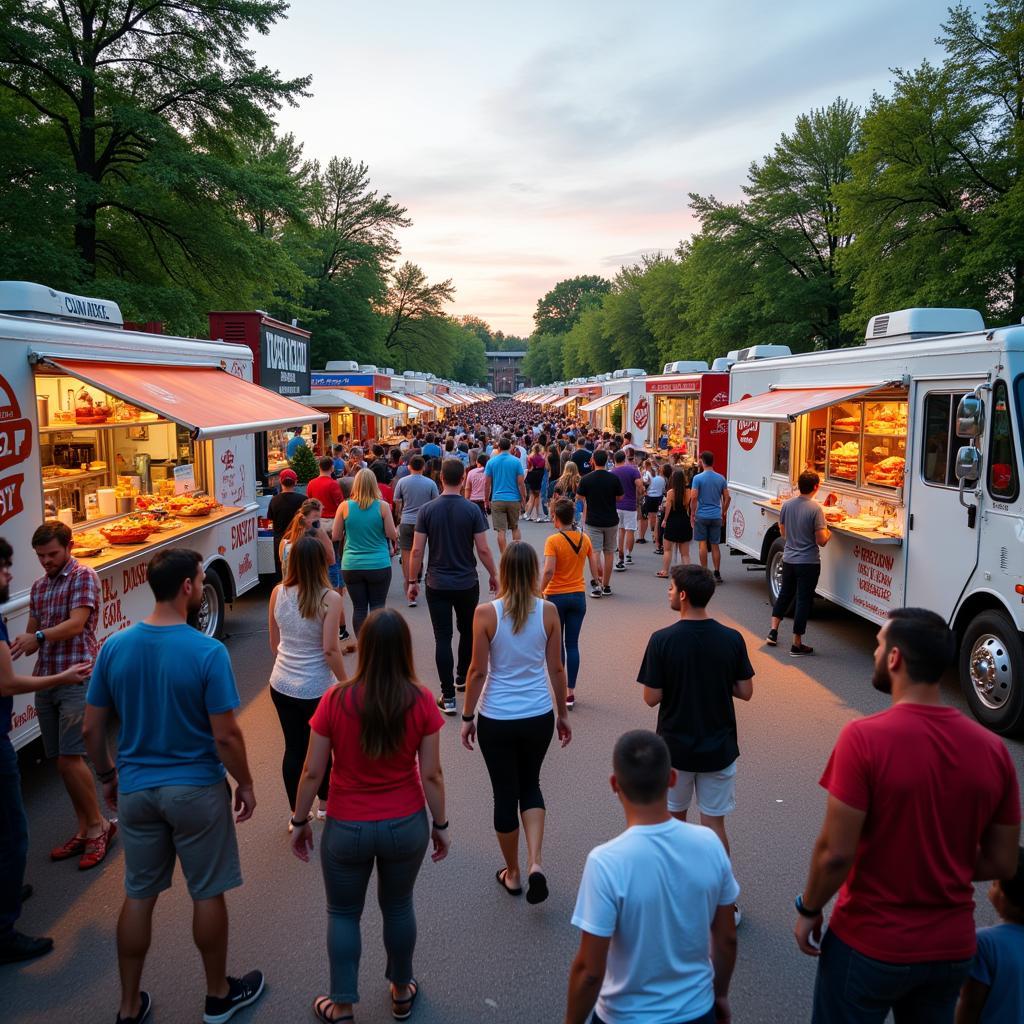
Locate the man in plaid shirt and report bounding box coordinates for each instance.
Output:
[11,520,114,870]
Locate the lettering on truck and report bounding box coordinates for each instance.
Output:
[231,517,256,550]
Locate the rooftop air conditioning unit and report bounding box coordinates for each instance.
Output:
[710,357,734,372]
[663,361,709,374]
[403,370,416,377]
[612,368,645,378]
[358,364,378,373]
[864,308,984,345]
[735,345,791,362]
[382,367,395,376]
[325,360,359,372]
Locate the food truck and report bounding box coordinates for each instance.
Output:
[707,307,1024,734]
[0,282,326,750]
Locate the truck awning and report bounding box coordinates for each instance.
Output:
[379,391,432,413]
[295,390,400,418]
[550,394,575,408]
[37,357,327,440]
[580,393,624,413]
[704,383,894,424]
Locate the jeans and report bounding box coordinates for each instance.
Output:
[270,688,329,807]
[425,584,479,700]
[540,469,550,515]
[321,810,430,1004]
[0,735,28,938]
[547,590,587,689]
[594,1009,714,1024]
[344,566,393,634]
[772,561,821,636]
[813,929,972,1023]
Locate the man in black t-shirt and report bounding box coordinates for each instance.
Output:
[267,469,304,579]
[577,449,623,597]
[637,564,753,921]
[570,444,592,478]
[408,459,498,716]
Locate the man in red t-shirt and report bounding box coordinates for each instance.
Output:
[794,607,1020,1023]
[305,456,343,520]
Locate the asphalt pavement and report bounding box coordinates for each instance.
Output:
[6,524,1024,1024]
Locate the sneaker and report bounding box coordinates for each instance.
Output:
[766,628,778,647]
[636,537,648,544]
[79,820,117,871]
[733,905,742,928]
[50,833,86,861]
[437,696,457,716]
[203,970,265,1024]
[713,570,723,583]
[407,598,417,608]
[339,627,350,642]
[790,644,814,657]
[602,585,612,596]
[625,554,633,564]
[614,561,626,572]
[541,515,550,522]
[653,547,663,555]
[455,679,466,692]
[117,990,153,1024]
[0,930,54,964]
[566,691,575,709]
[589,586,602,598]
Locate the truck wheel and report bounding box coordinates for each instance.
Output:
[192,570,225,639]
[766,537,786,606]
[960,610,1024,735]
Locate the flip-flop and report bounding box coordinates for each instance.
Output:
[655,571,669,578]
[526,871,549,905]
[312,995,353,1022]
[495,867,522,896]
[391,979,419,1020]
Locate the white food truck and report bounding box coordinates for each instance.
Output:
[708,308,1024,735]
[0,282,326,750]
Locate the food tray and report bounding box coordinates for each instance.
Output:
[101,528,154,545]
[177,509,212,518]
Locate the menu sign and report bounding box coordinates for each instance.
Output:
[260,323,310,397]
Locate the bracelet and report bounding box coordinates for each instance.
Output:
[461,713,475,722]
[795,894,822,918]
[97,766,117,783]
[432,819,449,831]
[290,815,311,828]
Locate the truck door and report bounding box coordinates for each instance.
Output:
[904,382,982,617]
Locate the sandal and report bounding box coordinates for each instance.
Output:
[655,571,669,578]
[526,871,549,905]
[312,995,353,1022]
[391,979,418,1021]
[495,867,522,896]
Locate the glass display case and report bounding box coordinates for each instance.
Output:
[655,395,699,455]
[820,397,907,492]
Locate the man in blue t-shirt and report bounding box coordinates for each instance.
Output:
[0,538,91,965]
[285,428,306,460]
[421,433,442,460]
[484,436,527,553]
[84,549,263,1024]
[688,451,730,582]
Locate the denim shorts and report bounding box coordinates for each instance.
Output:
[35,682,88,758]
[693,518,722,544]
[329,561,344,589]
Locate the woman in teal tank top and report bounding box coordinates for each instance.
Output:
[332,469,398,635]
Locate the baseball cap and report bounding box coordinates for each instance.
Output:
[279,469,297,484]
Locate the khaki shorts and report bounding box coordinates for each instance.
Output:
[119,780,242,900]
[491,501,521,532]
[669,761,737,816]
[585,524,618,553]
[36,682,88,758]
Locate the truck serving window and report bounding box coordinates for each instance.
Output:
[988,380,1019,501]
[922,392,969,488]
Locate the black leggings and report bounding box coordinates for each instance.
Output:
[477,711,554,833]
[270,687,330,807]
[344,566,393,634]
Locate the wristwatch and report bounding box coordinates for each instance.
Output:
[34,629,45,645]
[795,894,822,918]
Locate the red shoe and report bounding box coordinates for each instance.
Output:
[78,820,117,871]
[50,833,86,861]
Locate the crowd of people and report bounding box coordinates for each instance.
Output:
[0,396,1021,1024]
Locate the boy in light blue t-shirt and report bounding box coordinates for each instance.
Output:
[957,847,1024,1023]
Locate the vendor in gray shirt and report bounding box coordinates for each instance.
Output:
[766,471,830,657]
[393,455,439,598]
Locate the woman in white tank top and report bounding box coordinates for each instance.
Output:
[461,542,572,905]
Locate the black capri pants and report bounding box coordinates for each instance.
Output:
[343,566,393,635]
[477,711,554,833]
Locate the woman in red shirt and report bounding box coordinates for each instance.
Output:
[290,609,449,1023]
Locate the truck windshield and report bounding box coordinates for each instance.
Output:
[994,377,1021,501]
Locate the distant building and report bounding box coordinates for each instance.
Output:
[486,350,529,395]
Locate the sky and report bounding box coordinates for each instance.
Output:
[253,0,966,337]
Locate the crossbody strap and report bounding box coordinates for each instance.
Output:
[560,530,584,556]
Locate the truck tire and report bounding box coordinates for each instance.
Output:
[960,609,1024,735]
[766,537,786,607]
[191,569,225,639]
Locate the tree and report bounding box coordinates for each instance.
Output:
[602,261,662,371]
[379,262,456,369]
[451,327,488,384]
[0,0,310,275]
[522,332,563,384]
[533,275,611,335]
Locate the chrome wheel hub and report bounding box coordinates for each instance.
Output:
[970,633,1012,710]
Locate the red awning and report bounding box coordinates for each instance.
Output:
[705,383,893,424]
[40,358,327,440]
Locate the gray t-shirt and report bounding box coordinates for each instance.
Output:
[393,473,439,525]
[780,496,826,564]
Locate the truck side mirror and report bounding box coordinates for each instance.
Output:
[955,445,982,482]
[956,394,985,438]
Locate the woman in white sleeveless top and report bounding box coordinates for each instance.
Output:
[461,542,571,904]
[269,535,347,826]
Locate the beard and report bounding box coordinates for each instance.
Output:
[0,584,8,604]
[187,586,204,614]
[871,661,892,694]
